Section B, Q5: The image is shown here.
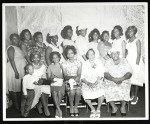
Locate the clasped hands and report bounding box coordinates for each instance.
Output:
[112,77,123,85]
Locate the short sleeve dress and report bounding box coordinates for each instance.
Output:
[104,58,133,102]
[81,59,105,100]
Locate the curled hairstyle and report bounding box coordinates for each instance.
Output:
[86,48,95,59]
[33,32,42,42]
[88,28,100,42]
[46,33,58,44]
[9,33,19,41]
[125,26,138,40]
[111,25,123,40]
[100,31,109,41]
[64,45,77,59]
[61,25,73,39]
[30,51,41,62]
[49,51,61,63]
[20,29,32,41]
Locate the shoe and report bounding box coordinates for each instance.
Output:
[131,97,138,105]
[129,96,134,101]
[121,113,127,117]
[95,110,101,118]
[74,107,79,117]
[70,113,74,117]
[70,107,74,117]
[74,113,79,117]
[90,110,96,118]
[45,115,52,118]
[111,107,118,117]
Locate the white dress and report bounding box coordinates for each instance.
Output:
[111,35,126,58]
[81,59,105,100]
[62,39,76,48]
[31,64,51,109]
[126,38,144,87]
[88,42,99,59]
[75,35,89,63]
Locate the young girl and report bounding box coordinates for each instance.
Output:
[62,46,82,117]
[75,24,89,63]
[98,31,112,65]
[125,26,143,105]
[21,64,39,117]
[111,25,126,58]
[47,52,65,118]
[88,28,101,59]
[20,29,35,64]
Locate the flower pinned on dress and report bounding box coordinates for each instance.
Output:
[92,63,97,69]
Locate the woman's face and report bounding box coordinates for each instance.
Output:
[67,29,73,39]
[92,32,99,41]
[51,35,58,45]
[88,50,95,60]
[27,65,34,75]
[67,49,75,60]
[24,31,31,41]
[103,33,110,42]
[80,29,87,37]
[33,54,41,63]
[35,34,43,43]
[128,28,135,38]
[12,36,19,46]
[53,54,60,63]
[111,51,120,61]
[113,28,120,38]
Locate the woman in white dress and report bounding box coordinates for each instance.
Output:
[75,24,89,63]
[29,52,51,117]
[125,26,143,105]
[98,31,112,65]
[88,28,101,59]
[6,33,26,110]
[81,49,105,118]
[45,32,65,66]
[111,25,126,58]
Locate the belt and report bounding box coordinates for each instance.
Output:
[27,89,34,91]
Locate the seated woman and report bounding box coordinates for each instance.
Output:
[29,52,51,117]
[81,49,105,118]
[62,46,82,117]
[47,52,65,118]
[104,48,133,117]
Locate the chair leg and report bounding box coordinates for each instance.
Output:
[107,102,109,112]
[86,103,89,113]
[127,101,130,111]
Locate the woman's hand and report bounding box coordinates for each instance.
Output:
[38,79,43,85]
[15,72,19,79]
[33,81,39,85]
[112,78,122,84]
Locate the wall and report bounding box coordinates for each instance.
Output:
[5,6,18,48]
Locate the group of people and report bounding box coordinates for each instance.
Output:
[6,24,145,118]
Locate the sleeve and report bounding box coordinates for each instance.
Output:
[22,76,27,95]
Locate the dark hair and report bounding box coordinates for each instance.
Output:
[111,25,123,40]
[49,52,61,63]
[46,33,58,44]
[61,25,73,39]
[24,63,33,73]
[20,29,32,41]
[88,28,100,42]
[86,48,95,59]
[76,26,80,36]
[100,31,109,41]
[125,26,138,40]
[30,51,41,62]
[64,45,77,59]
[33,32,42,42]
[9,33,19,41]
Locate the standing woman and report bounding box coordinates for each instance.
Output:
[45,33,65,66]
[20,29,35,64]
[6,33,26,110]
[33,32,47,66]
[111,25,126,58]
[62,46,82,117]
[47,52,65,118]
[88,28,101,59]
[75,25,89,63]
[98,31,112,65]
[125,26,142,104]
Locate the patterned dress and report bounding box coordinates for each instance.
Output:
[104,58,133,102]
[81,59,105,100]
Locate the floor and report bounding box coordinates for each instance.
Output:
[6,85,145,118]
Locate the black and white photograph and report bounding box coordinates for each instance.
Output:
[2,2,148,121]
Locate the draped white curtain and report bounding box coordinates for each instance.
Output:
[16,4,145,55]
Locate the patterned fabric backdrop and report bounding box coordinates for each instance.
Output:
[16,5,145,56]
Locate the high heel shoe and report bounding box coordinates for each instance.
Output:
[74,113,79,117]
[131,97,138,105]
[70,113,74,117]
